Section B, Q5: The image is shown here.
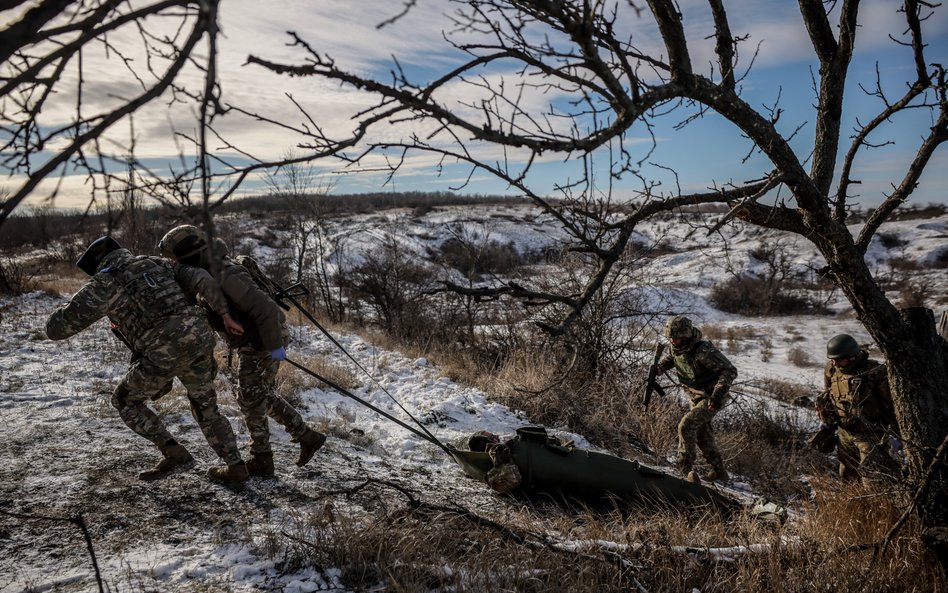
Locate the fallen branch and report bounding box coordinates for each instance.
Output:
[0,506,105,593]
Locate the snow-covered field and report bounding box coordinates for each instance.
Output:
[2,205,946,591]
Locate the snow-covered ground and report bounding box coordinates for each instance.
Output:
[2,205,945,591]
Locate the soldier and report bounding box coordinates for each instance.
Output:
[814,334,900,484]
[158,225,327,478]
[46,236,250,485]
[655,315,737,482]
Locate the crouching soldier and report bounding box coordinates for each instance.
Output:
[159,226,326,478]
[655,315,737,482]
[814,334,900,485]
[46,236,250,486]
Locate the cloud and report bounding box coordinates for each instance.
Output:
[6,1,947,210]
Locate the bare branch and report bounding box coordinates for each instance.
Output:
[707,0,736,89]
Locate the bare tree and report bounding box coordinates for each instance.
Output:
[245,0,948,547]
[0,1,350,240]
[264,153,345,322]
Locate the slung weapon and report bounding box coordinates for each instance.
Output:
[643,342,667,410]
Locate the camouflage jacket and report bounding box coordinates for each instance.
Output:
[46,249,214,356]
[176,257,285,351]
[817,352,898,441]
[657,333,737,401]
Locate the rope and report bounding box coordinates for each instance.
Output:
[281,291,451,454]
[285,357,453,456]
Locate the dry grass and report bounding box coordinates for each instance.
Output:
[33,260,87,295]
[752,377,815,406]
[268,478,944,593]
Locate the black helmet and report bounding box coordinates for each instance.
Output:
[826,334,860,359]
[76,236,122,276]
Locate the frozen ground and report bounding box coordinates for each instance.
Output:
[1,206,945,591]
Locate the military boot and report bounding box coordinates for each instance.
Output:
[245,453,275,477]
[705,465,729,482]
[295,429,327,467]
[675,453,693,477]
[139,443,194,481]
[207,462,250,487]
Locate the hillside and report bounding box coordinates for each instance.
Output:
[1,203,945,592]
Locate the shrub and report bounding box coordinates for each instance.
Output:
[438,236,525,280]
[787,345,817,368]
[877,231,908,249]
[0,256,36,295]
[709,276,814,316]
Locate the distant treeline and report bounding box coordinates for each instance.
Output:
[217,190,532,216]
[2,190,945,252]
[0,191,531,251]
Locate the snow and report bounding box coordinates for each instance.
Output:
[2,206,946,591]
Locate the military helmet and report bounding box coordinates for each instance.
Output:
[664,315,694,339]
[76,236,122,276]
[158,225,207,261]
[826,334,860,359]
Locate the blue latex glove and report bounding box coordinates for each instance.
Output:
[888,436,903,455]
[270,346,287,361]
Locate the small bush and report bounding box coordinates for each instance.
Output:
[710,276,815,316]
[897,277,933,308]
[438,237,525,279]
[752,377,814,405]
[878,231,908,249]
[0,256,36,295]
[759,336,773,362]
[888,256,919,271]
[787,346,817,368]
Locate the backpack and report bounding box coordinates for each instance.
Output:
[233,254,286,309]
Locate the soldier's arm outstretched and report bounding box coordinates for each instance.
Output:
[46,275,112,340]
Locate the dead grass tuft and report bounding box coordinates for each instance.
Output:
[33,261,87,295]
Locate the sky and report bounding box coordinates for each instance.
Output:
[3,0,947,212]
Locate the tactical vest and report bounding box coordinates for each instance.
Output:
[106,256,192,340]
[827,359,887,435]
[673,341,721,394]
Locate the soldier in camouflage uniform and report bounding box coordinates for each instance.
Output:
[655,315,737,482]
[45,236,249,485]
[814,334,900,484]
[159,226,326,478]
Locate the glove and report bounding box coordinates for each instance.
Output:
[888,436,903,455]
[270,346,287,361]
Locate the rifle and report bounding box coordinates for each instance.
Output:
[643,342,667,410]
[271,282,310,311]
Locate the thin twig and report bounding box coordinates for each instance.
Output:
[878,434,948,557]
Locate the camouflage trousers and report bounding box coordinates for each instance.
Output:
[236,347,308,455]
[837,429,899,486]
[112,341,242,466]
[677,397,725,469]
